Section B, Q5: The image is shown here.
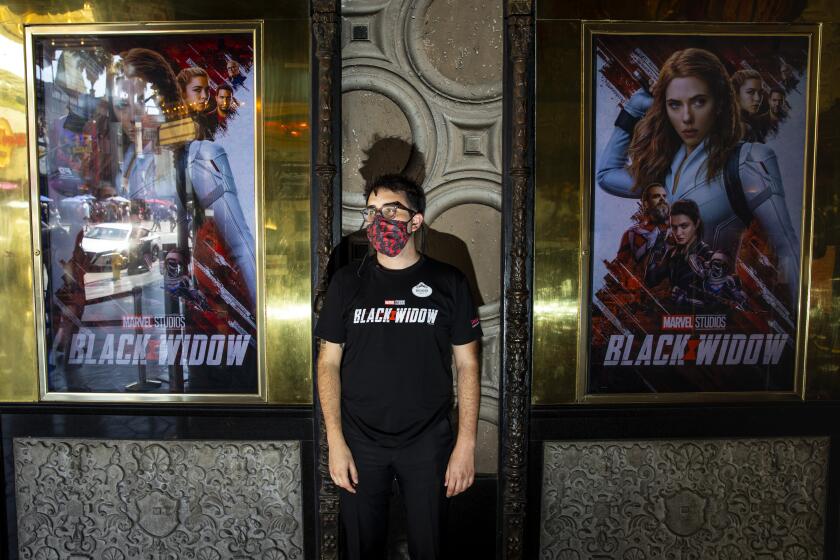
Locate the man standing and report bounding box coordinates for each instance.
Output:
[151,205,162,232]
[315,174,481,559]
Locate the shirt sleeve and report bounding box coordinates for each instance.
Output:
[314,272,346,344]
[450,273,482,345]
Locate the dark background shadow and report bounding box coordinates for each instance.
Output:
[424,228,485,308]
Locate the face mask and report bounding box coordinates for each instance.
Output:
[366,214,411,257]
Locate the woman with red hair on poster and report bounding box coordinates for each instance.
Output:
[597,47,799,306]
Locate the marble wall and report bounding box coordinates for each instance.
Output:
[14,438,304,559]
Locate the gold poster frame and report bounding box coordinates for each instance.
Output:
[25,22,271,403]
[576,21,821,404]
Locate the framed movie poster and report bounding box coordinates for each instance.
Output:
[581,22,820,401]
[26,22,264,401]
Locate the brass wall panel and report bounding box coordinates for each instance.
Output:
[532,20,581,404]
[0,34,36,401]
[0,1,311,403]
[805,22,840,399]
[534,4,840,404]
[262,20,312,404]
[0,5,98,402]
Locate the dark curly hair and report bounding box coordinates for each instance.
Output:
[364,174,426,214]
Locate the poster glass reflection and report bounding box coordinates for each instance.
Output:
[583,23,818,400]
[27,23,263,400]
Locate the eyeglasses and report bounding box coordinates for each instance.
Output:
[360,202,416,223]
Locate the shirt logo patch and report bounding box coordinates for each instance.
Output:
[471,318,480,328]
[412,282,433,298]
[385,299,406,306]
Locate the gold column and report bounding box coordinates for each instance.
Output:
[805,19,840,399]
[532,19,581,404]
[0,5,97,402]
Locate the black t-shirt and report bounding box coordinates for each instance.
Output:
[315,255,482,447]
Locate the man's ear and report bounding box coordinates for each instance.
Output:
[409,212,424,234]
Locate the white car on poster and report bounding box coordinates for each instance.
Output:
[81,222,160,273]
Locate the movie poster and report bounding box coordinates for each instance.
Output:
[588,31,811,395]
[33,28,259,395]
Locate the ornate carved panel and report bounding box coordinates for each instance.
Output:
[340,1,390,62]
[14,438,304,559]
[540,438,829,559]
[441,114,502,177]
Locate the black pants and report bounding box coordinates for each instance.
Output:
[340,418,454,560]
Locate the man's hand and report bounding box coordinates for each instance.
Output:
[447,340,480,498]
[444,441,475,498]
[329,438,358,494]
[318,339,356,493]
